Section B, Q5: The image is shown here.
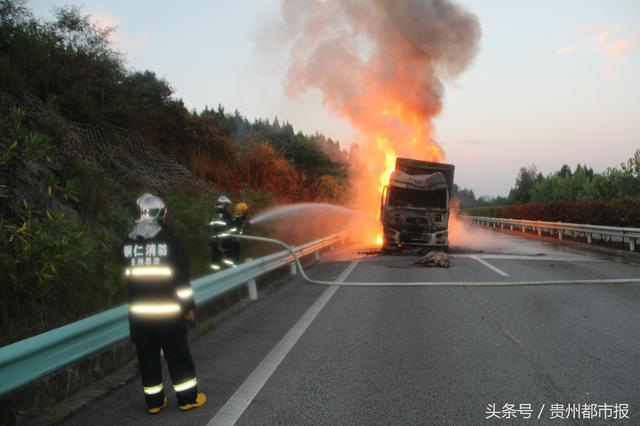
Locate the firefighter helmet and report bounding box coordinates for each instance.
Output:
[216,195,231,209]
[136,193,166,222]
[234,202,248,216]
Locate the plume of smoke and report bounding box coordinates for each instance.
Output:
[270,0,481,243]
[448,210,502,252]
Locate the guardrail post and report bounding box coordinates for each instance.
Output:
[587,233,592,244]
[244,258,258,300]
[522,225,526,233]
[537,228,542,236]
[247,279,258,300]
[315,250,321,262]
[510,224,514,231]
[290,261,297,275]
[630,238,636,252]
[558,230,563,240]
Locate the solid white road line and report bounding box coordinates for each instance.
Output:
[314,277,640,287]
[207,260,361,426]
[335,259,360,282]
[470,255,509,277]
[451,254,601,262]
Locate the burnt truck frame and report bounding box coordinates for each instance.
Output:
[380,157,455,252]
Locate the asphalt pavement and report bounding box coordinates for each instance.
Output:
[61,226,640,426]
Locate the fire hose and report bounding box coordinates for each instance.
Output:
[223,233,339,286]
[223,234,640,288]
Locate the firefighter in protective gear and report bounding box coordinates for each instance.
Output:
[121,193,206,414]
[234,202,249,219]
[209,195,235,270]
[228,202,250,263]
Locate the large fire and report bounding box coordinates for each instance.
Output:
[374,105,445,196]
[369,105,445,246]
[273,0,481,247]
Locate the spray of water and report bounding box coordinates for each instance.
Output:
[448,211,501,252]
[249,202,359,225]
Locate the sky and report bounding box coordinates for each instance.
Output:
[29,0,640,197]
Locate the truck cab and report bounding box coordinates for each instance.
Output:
[380,158,455,251]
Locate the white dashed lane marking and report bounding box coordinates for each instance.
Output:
[470,255,510,277]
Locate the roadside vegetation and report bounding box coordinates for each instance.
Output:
[0,0,349,345]
[463,198,640,228]
[455,150,640,226]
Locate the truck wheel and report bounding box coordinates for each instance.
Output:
[382,237,397,253]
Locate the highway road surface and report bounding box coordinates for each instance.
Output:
[62,226,640,425]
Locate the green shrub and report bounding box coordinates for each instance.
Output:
[164,186,216,277]
[463,198,640,228]
[0,206,128,345]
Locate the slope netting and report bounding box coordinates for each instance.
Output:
[23,94,208,196]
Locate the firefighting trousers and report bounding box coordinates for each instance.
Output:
[210,239,225,268]
[131,320,198,407]
[211,238,236,268]
[226,238,242,263]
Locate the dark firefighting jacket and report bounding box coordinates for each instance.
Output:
[121,225,195,335]
[209,208,233,236]
[231,213,249,235]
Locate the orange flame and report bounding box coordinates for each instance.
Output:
[274,0,480,248]
[362,105,444,246]
[375,134,397,196]
[373,104,443,194]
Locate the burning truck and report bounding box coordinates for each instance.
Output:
[380,157,455,252]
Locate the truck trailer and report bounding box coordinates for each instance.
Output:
[380,157,455,251]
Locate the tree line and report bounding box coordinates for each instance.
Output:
[455,150,640,209]
[0,0,349,205]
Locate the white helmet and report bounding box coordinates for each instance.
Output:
[217,195,231,208]
[136,193,166,222]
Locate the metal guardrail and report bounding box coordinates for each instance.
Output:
[0,233,342,397]
[465,216,640,252]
